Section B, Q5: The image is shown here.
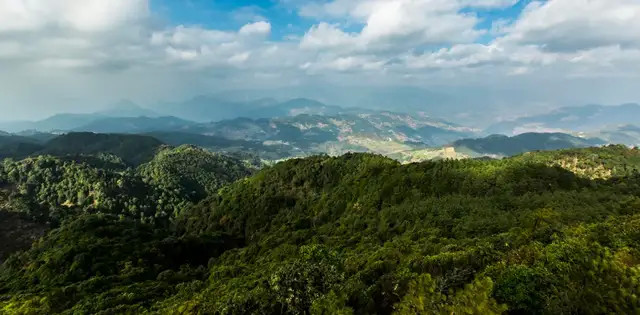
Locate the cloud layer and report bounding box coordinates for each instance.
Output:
[0,0,639,120]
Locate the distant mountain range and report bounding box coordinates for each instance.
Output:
[453,133,606,158]
[155,97,348,122]
[96,100,159,118]
[0,98,363,133]
[1,99,638,162]
[0,114,104,133]
[74,116,194,134]
[0,98,479,157]
[590,125,640,147]
[186,112,476,154]
[486,103,640,135]
[0,100,162,133]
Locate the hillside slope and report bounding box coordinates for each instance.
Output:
[2,146,640,313]
[137,145,255,210]
[454,132,605,157]
[42,132,165,166]
[0,134,45,160]
[193,112,475,151]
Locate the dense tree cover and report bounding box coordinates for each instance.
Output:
[0,214,241,314]
[146,131,294,161]
[0,155,158,224]
[454,132,605,157]
[512,144,640,178]
[0,206,47,263]
[138,145,256,216]
[0,135,44,160]
[0,146,252,225]
[0,132,166,166]
[41,132,165,166]
[1,145,640,313]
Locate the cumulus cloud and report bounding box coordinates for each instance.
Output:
[0,0,148,32]
[505,0,640,51]
[300,0,486,52]
[239,21,272,37]
[300,23,356,50]
[0,0,639,120]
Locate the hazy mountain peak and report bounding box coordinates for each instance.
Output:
[280,98,325,106]
[486,103,640,136]
[98,100,158,118]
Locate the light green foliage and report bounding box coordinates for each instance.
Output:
[395,274,506,315]
[0,146,253,225]
[137,145,255,216]
[513,144,640,179]
[0,155,158,224]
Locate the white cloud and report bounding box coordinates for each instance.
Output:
[300,0,484,52]
[151,26,235,47]
[461,0,518,9]
[239,21,272,37]
[0,0,149,32]
[300,23,356,50]
[228,52,251,65]
[505,0,640,51]
[0,0,639,120]
[299,0,517,19]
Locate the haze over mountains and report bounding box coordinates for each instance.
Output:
[487,103,640,135]
[0,96,638,162]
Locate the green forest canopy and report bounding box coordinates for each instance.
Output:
[1,145,640,314]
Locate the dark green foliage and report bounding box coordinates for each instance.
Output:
[455,132,605,157]
[3,145,640,314]
[0,214,239,313]
[42,132,164,166]
[146,131,292,160]
[0,132,165,166]
[0,208,48,263]
[0,134,44,160]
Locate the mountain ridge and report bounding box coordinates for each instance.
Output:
[453,132,606,157]
[486,103,640,135]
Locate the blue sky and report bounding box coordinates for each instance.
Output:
[151,0,311,39]
[150,0,530,42]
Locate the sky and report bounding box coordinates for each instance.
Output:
[0,0,639,122]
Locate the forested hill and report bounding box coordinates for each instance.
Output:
[0,132,165,166]
[0,145,254,226]
[1,145,640,313]
[42,132,165,166]
[138,145,256,213]
[0,134,44,160]
[454,132,605,157]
